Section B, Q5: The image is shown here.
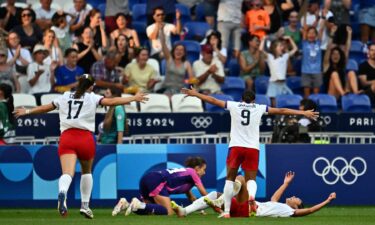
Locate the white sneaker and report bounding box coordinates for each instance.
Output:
[80,207,94,219]
[57,192,68,217]
[125,197,142,216]
[204,196,224,208]
[112,198,129,216]
[171,201,186,217]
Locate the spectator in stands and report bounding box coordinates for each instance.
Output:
[319,2,335,54]
[35,0,57,31]
[358,43,375,106]
[159,27,194,96]
[177,0,201,16]
[330,0,351,26]
[91,49,123,93]
[300,0,320,28]
[301,24,324,98]
[73,26,102,73]
[0,83,15,145]
[67,0,90,40]
[359,0,375,47]
[245,0,270,39]
[6,31,32,78]
[110,13,140,48]
[27,44,55,105]
[104,0,130,34]
[112,34,133,68]
[193,44,225,94]
[98,87,126,144]
[85,8,108,50]
[239,33,265,90]
[323,26,359,99]
[51,11,74,53]
[0,0,22,32]
[0,48,19,93]
[278,0,301,21]
[216,0,242,58]
[54,48,84,93]
[147,0,176,25]
[263,0,282,35]
[147,7,181,62]
[202,0,219,28]
[123,47,159,92]
[280,11,301,47]
[260,36,298,106]
[42,29,64,67]
[204,30,227,65]
[12,8,43,51]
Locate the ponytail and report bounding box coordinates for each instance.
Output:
[74,74,95,99]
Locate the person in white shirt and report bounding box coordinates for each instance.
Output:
[260,36,298,107]
[181,87,319,218]
[35,0,58,30]
[171,171,336,218]
[14,74,148,219]
[193,44,225,94]
[146,7,181,61]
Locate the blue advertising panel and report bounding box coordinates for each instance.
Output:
[266,144,375,205]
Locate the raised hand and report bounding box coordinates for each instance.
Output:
[13,108,27,118]
[284,171,295,184]
[181,86,198,97]
[304,109,319,121]
[327,192,336,201]
[134,92,148,103]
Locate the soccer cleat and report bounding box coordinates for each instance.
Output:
[80,207,94,219]
[248,196,257,217]
[204,197,223,213]
[112,198,129,216]
[218,212,230,218]
[125,197,142,216]
[171,201,186,217]
[57,192,68,217]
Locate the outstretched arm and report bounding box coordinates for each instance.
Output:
[271,171,295,202]
[181,87,225,108]
[268,107,319,121]
[101,92,148,106]
[293,192,336,217]
[13,103,56,118]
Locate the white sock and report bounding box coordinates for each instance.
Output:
[233,180,242,196]
[139,202,146,209]
[58,174,72,195]
[246,180,257,199]
[184,191,217,215]
[223,180,234,214]
[80,174,93,209]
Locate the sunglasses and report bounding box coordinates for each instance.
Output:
[22,13,31,18]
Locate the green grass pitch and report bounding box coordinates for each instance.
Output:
[1,207,375,225]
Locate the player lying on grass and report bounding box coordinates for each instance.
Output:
[171,171,336,217]
[112,157,208,216]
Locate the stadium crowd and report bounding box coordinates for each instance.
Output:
[0,0,374,111]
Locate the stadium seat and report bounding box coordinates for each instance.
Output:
[174,40,201,65]
[275,94,303,109]
[221,77,245,101]
[194,2,206,22]
[349,40,366,63]
[346,59,359,72]
[341,94,372,112]
[129,0,140,11]
[13,93,37,108]
[254,76,269,94]
[41,94,61,113]
[227,58,240,77]
[205,94,233,112]
[255,94,271,106]
[175,3,191,24]
[184,22,210,42]
[308,94,338,112]
[139,94,171,112]
[132,4,147,23]
[121,94,139,113]
[160,59,166,76]
[286,76,302,95]
[171,94,204,112]
[132,21,148,46]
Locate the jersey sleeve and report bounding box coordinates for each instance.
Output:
[259,104,268,115]
[186,168,203,187]
[52,94,64,109]
[92,93,104,106]
[225,101,236,111]
[115,106,126,132]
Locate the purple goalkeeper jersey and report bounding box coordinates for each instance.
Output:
[157,168,203,194]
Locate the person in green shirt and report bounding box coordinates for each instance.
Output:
[99,87,126,144]
[0,83,15,145]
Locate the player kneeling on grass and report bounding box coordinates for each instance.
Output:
[171,171,336,218]
[112,157,208,216]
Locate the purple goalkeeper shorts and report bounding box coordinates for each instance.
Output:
[139,172,169,202]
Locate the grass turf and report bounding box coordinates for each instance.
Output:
[1,207,375,225]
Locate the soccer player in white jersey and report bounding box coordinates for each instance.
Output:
[14,74,148,219]
[181,87,319,218]
[171,171,336,218]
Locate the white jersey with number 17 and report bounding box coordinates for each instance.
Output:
[225,101,268,150]
[53,92,103,133]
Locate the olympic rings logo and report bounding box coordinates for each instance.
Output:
[312,157,367,185]
[191,116,213,128]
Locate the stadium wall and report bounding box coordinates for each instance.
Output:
[0,144,373,207]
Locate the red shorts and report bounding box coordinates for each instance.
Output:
[58,128,96,160]
[0,139,6,145]
[230,197,249,217]
[226,146,259,171]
